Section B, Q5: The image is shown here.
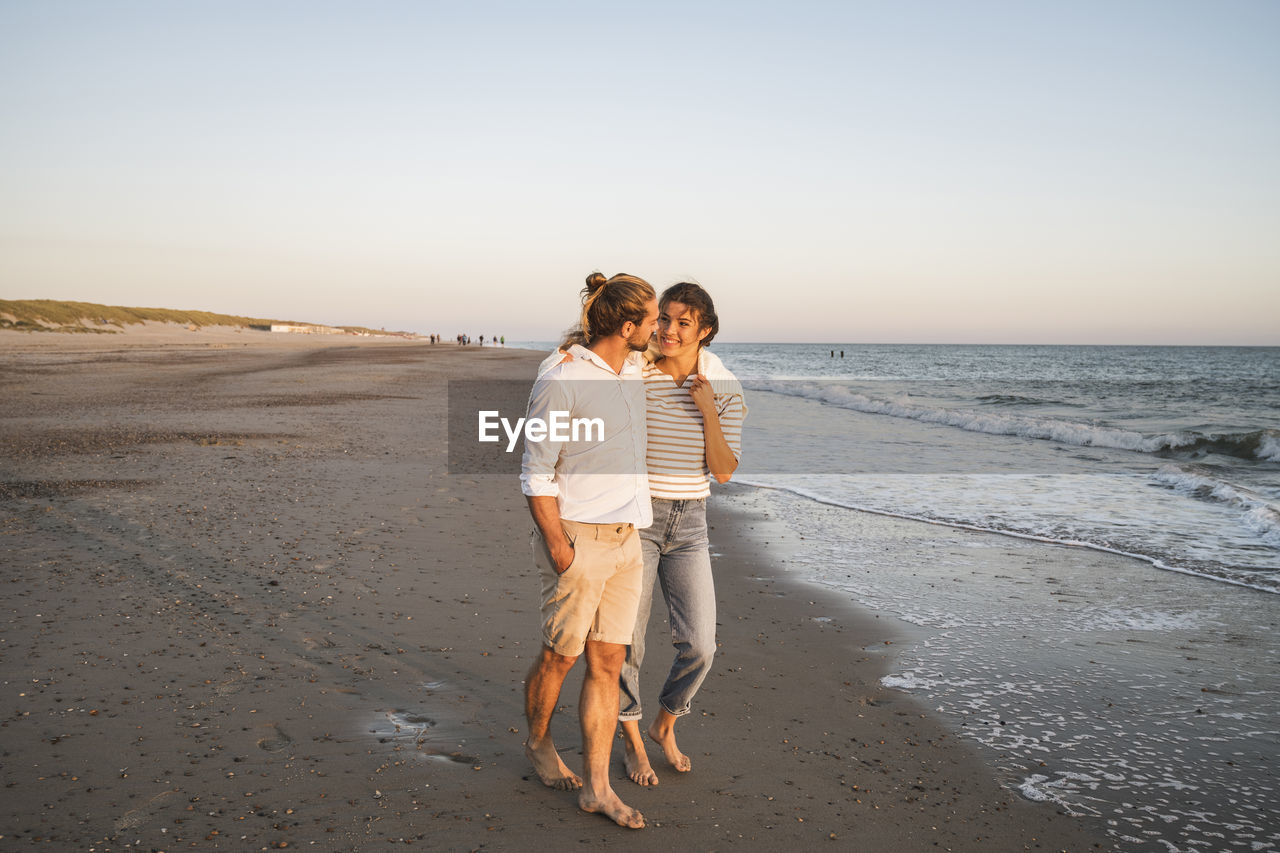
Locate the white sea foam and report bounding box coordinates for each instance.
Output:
[1152,466,1280,549]
[882,672,983,691]
[1017,774,1095,816]
[881,673,935,690]
[1076,605,1207,633]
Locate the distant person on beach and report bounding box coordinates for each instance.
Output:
[618,282,745,786]
[520,271,658,829]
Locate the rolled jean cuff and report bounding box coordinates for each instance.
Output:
[659,699,692,718]
[617,710,643,722]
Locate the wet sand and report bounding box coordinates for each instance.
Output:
[0,326,1106,850]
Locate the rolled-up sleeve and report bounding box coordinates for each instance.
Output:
[717,393,746,462]
[520,373,571,498]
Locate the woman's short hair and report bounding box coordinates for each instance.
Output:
[568,272,655,344]
[660,281,719,347]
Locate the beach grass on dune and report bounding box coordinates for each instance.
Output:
[0,298,285,333]
[0,298,409,337]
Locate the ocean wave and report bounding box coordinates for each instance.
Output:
[735,477,1280,593]
[1164,429,1280,463]
[1151,466,1280,549]
[976,393,1075,407]
[745,380,1279,463]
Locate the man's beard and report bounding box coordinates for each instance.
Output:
[626,329,652,352]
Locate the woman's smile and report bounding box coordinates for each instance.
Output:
[657,301,709,357]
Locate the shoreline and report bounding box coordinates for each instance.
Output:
[734,477,1280,851]
[693,487,1107,849]
[0,334,1106,849]
[735,476,1280,596]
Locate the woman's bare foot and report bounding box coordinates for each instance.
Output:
[619,719,659,786]
[579,788,646,829]
[525,739,582,790]
[624,742,659,786]
[647,716,691,773]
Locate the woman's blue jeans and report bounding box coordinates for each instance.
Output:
[618,498,717,721]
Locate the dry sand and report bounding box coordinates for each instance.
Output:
[0,326,1107,850]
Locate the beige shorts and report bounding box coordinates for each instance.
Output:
[532,519,644,657]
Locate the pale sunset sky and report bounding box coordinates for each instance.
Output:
[2,1,1277,344]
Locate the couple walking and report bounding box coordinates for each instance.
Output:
[519,272,746,828]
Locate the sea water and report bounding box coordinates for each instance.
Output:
[515,341,1279,851]
[720,343,1279,588]
[715,343,1279,852]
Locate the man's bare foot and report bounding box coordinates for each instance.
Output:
[579,788,646,829]
[623,742,659,786]
[525,739,583,790]
[647,720,691,772]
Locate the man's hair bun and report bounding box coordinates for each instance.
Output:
[575,272,655,342]
[584,271,607,293]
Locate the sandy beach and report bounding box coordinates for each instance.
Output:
[0,326,1108,851]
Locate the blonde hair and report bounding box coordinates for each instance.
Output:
[571,271,655,344]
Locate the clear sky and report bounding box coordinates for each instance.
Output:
[2,0,1277,344]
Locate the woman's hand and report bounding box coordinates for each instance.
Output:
[690,374,739,483]
[688,374,716,416]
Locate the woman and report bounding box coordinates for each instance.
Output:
[618,282,746,786]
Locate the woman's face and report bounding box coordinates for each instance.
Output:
[657,300,710,358]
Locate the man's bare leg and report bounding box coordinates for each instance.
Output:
[524,645,582,790]
[619,719,659,786]
[578,641,645,828]
[647,708,692,773]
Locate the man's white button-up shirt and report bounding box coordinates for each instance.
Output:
[520,345,652,528]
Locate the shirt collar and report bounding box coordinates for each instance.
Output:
[567,343,640,377]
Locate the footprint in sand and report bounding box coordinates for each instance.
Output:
[213,675,245,697]
[256,723,293,752]
[114,789,183,832]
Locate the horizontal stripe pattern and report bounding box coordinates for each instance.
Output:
[644,361,745,499]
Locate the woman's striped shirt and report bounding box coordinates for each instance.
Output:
[643,359,746,499]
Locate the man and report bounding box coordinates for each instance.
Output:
[520,272,658,829]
